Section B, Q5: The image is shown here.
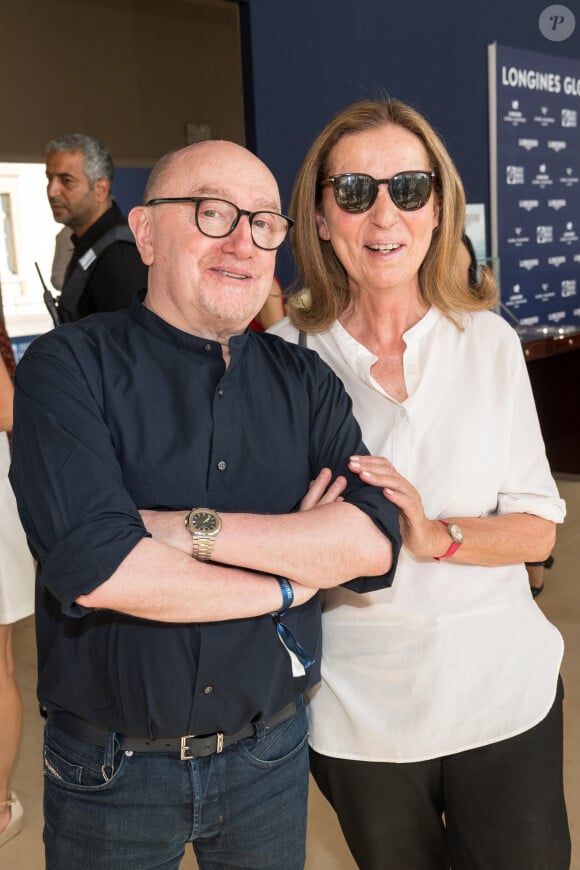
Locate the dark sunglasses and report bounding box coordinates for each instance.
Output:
[326,171,436,213]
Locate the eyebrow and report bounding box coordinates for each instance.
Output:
[194,185,281,212]
[46,171,78,181]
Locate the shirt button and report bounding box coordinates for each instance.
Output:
[204,343,212,352]
[217,460,227,471]
[217,388,224,397]
[203,685,213,695]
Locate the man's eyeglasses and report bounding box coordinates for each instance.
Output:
[145,196,294,250]
[326,171,436,214]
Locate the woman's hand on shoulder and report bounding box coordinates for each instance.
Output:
[348,455,446,559]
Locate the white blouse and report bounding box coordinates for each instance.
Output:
[270,307,566,762]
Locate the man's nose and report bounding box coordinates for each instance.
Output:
[47,177,61,198]
[223,214,255,255]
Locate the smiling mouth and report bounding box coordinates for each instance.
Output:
[366,243,401,253]
[218,270,248,280]
[212,265,253,281]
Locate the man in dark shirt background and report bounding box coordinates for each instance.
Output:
[11,139,400,869]
[45,133,148,321]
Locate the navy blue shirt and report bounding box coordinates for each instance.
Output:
[10,293,400,738]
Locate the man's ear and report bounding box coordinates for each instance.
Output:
[129,206,155,266]
[94,177,110,205]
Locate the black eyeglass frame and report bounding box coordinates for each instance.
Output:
[326,171,437,213]
[144,196,294,250]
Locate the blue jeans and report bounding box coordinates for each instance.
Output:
[43,698,309,870]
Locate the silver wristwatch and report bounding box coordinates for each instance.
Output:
[184,508,222,561]
[434,519,464,561]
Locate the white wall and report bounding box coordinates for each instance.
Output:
[0,163,56,337]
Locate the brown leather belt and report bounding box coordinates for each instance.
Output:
[47,701,297,760]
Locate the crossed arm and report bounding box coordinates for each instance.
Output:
[77,468,394,622]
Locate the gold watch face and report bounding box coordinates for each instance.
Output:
[189,509,220,535]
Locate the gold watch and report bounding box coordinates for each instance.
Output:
[184,508,222,561]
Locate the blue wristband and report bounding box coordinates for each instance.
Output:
[273,576,294,616]
[271,576,315,674]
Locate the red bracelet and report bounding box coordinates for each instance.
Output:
[433,519,463,561]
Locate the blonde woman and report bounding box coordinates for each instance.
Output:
[271,98,569,869]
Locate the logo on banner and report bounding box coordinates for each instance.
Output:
[508,284,528,306]
[548,198,567,210]
[519,199,540,211]
[548,311,567,323]
[532,165,553,188]
[562,108,577,127]
[537,225,554,243]
[535,284,555,301]
[560,168,579,186]
[561,279,577,297]
[519,138,539,151]
[560,221,579,244]
[533,106,556,126]
[507,165,525,184]
[547,140,567,152]
[503,100,527,125]
[548,255,567,266]
[507,227,531,246]
[519,258,540,270]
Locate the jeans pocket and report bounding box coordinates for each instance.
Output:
[241,702,308,768]
[43,722,126,791]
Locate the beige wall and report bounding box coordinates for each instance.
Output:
[0,0,245,165]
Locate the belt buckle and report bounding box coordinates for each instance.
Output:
[180,732,224,760]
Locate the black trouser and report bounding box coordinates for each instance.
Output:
[310,678,570,870]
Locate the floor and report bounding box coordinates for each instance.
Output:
[4,476,579,869]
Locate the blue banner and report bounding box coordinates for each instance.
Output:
[489,43,580,328]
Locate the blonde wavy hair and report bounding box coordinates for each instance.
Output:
[287,99,498,332]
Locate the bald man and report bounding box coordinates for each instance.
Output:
[10,140,400,869]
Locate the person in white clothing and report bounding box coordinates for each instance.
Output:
[270,98,570,870]
[0,354,35,848]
